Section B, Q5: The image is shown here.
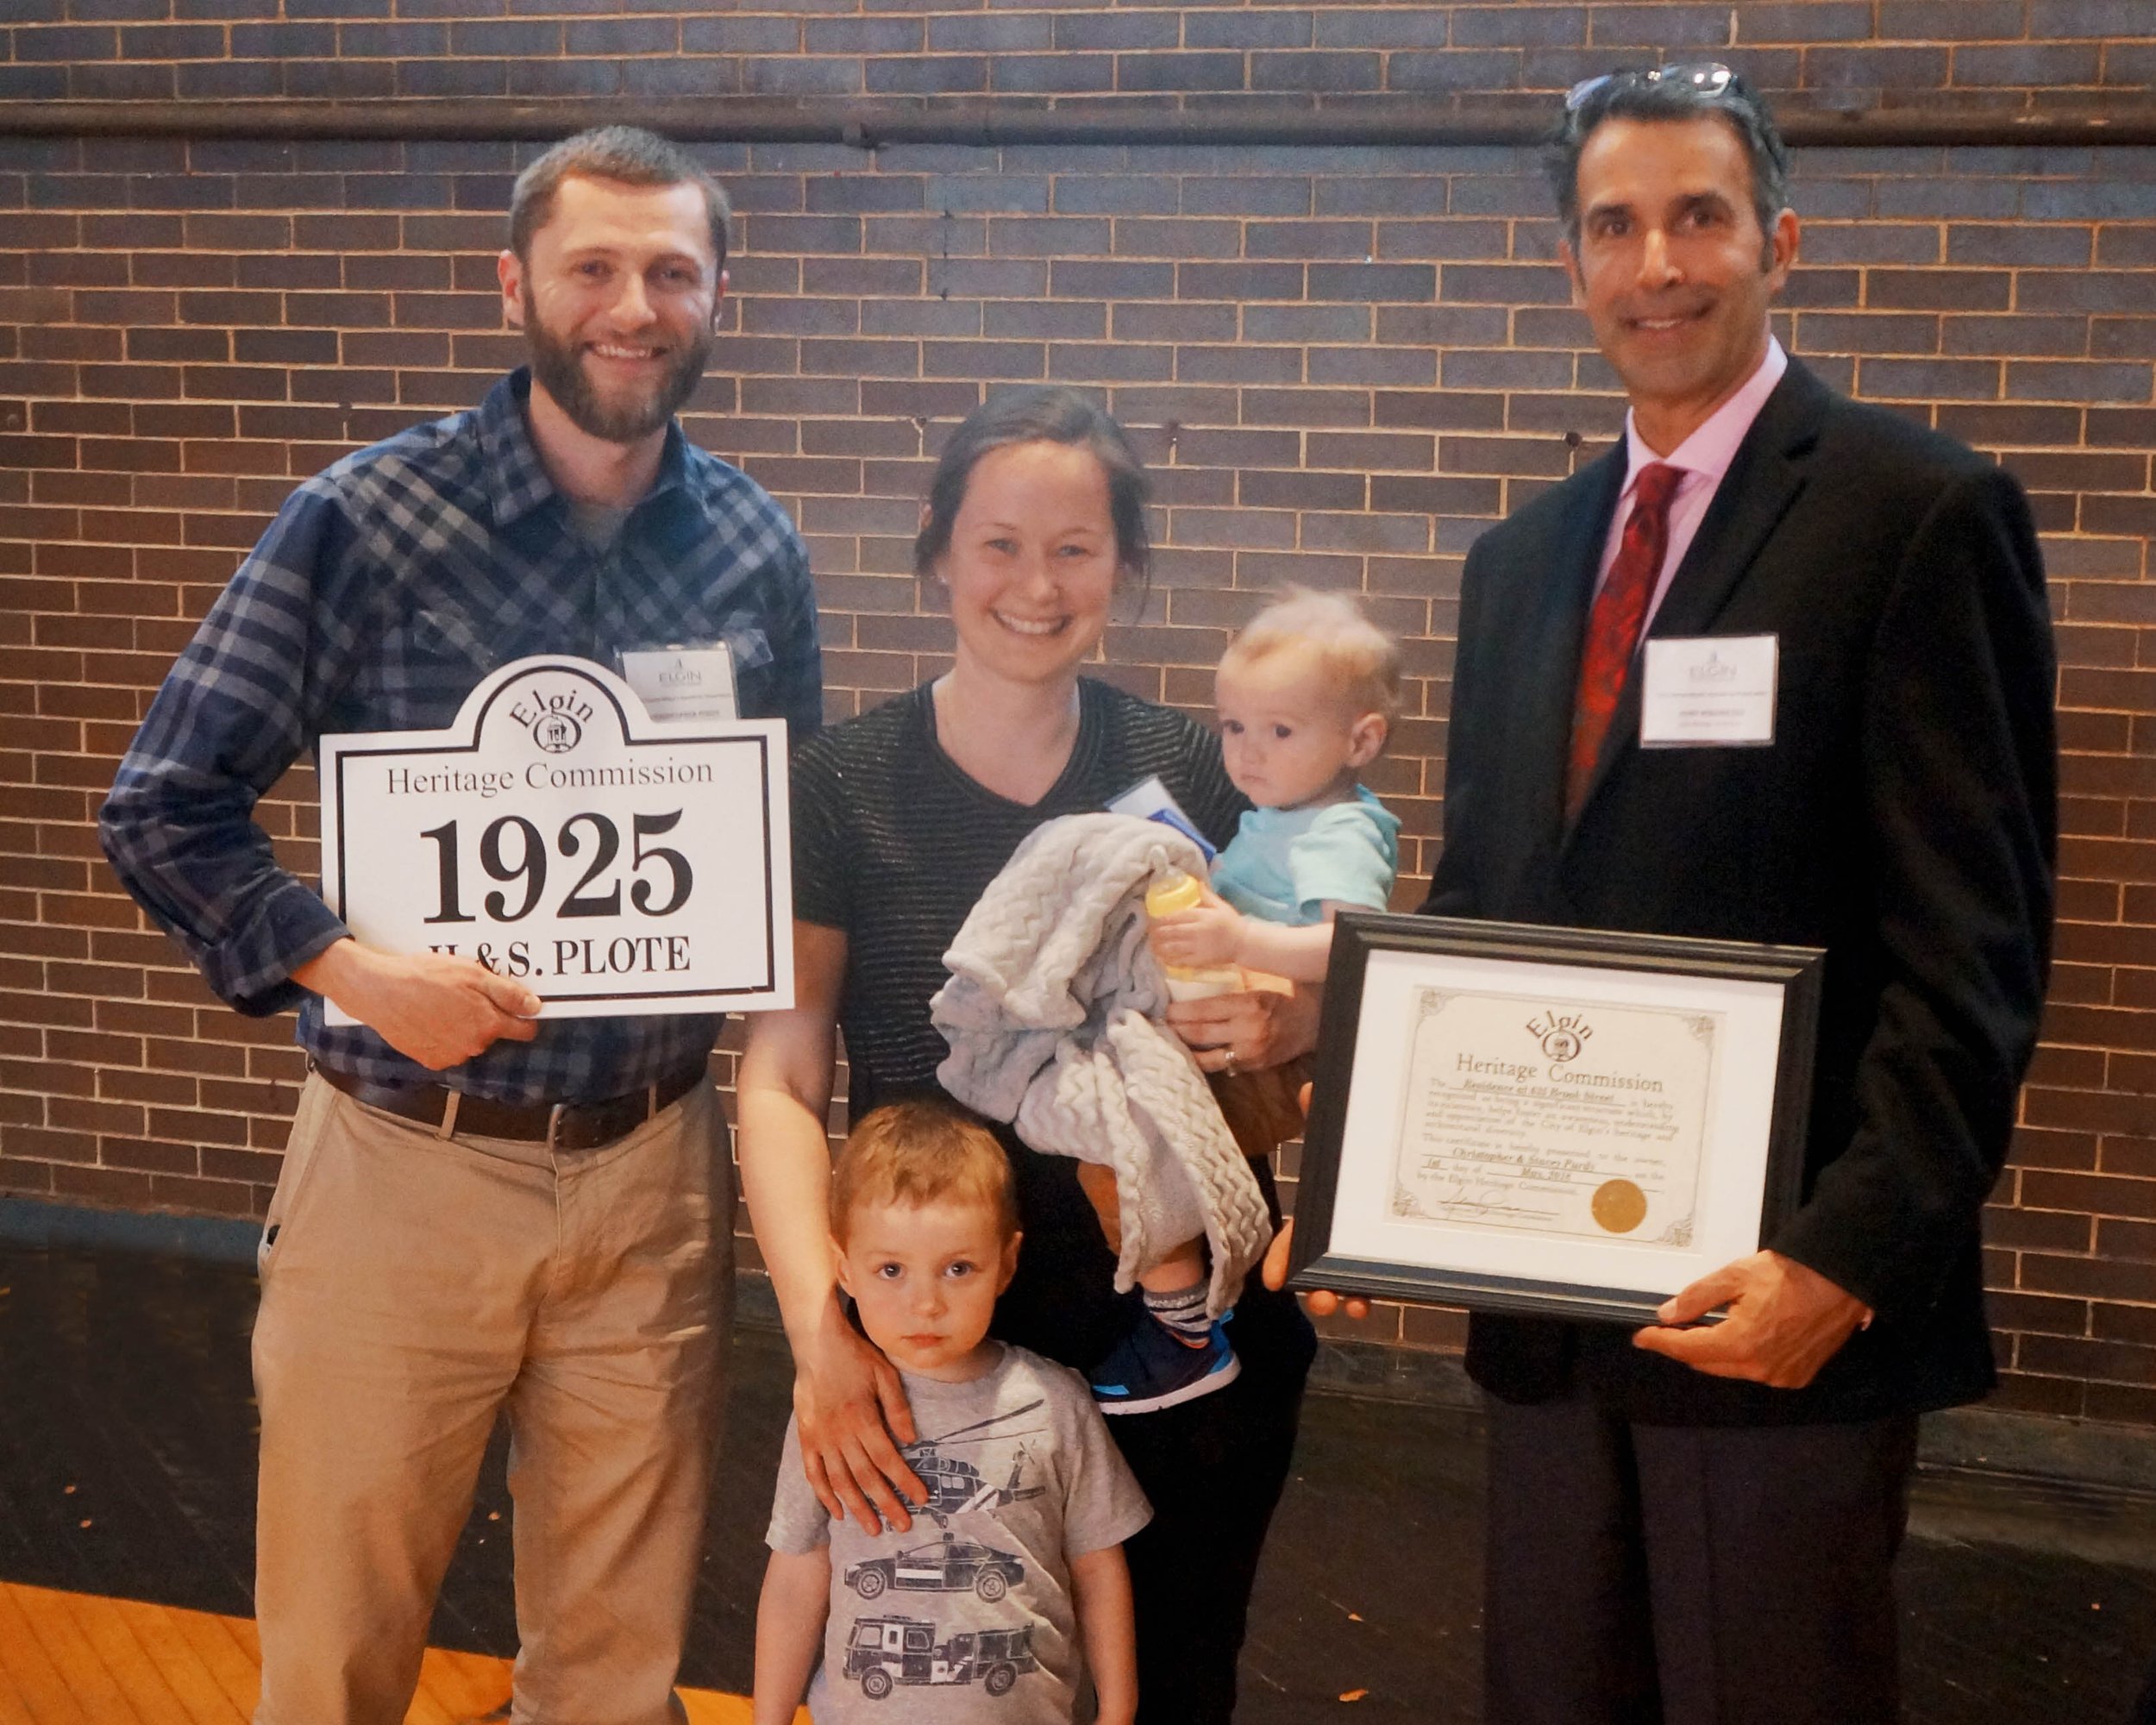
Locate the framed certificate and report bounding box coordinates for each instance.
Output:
[1287,913,1823,1326]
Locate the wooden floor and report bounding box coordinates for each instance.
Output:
[0,1582,791,1725]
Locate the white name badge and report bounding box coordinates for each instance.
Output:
[317,656,792,1023]
[1639,636,1778,749]
[619,644,738,724]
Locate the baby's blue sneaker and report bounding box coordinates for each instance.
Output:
[1090,1314,1240,1414]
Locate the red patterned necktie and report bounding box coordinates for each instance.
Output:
[1566,461,1683,815]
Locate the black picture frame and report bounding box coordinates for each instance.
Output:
[1287,913,1825,1327]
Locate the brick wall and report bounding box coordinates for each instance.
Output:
[5,4,2156,1428]
[4,1,2156,110]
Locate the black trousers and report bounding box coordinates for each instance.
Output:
[1110,1283,1315,1725]
[1483,1394,1919,1725]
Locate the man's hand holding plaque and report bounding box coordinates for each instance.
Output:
[293,939,542,1070]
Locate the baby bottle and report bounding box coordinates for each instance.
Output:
[1144,869,1244,1001]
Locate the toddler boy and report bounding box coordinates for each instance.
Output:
[755,1101,1148,1725]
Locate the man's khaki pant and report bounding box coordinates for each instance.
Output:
[252,1073,731,1725]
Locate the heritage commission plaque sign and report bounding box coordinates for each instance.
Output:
[1288,913,1822,1326]
[318,656,792,1022]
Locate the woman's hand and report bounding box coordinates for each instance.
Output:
[1261,1217,1370,1320]
[1164,978,1319,1077]
[793,1310,928,1537]
[1258,1083,1369,1320]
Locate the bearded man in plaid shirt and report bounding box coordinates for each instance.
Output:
[100,127,820,1725]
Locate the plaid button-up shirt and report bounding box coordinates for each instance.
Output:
[101,369,822,1104]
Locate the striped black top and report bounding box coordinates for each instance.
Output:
[791,676,1250,1364]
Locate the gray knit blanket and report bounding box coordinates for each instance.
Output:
[931,812,1274,1319]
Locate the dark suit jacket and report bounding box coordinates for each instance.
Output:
[1425,359,2058,1426]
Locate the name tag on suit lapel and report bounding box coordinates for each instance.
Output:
[1639,636,1778,748]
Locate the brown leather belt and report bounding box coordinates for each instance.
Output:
[314,1059,707,1151]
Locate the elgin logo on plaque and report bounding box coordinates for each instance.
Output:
[318,656,793,1022]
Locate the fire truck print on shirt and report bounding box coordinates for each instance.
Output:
[767,1343,1151,1722]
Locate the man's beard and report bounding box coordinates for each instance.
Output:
[523,292,711,444]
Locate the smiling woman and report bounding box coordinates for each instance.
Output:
[736,386,1319,1723]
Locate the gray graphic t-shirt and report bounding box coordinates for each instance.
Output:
[766,1343,1151,1723]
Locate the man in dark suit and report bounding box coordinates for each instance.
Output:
[1425,67,2058,1725]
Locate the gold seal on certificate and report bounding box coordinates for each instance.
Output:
[1288,914,1824,1326]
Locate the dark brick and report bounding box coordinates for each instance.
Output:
[1178,262,1305,301]
[281,57,397,99]
[2028,0,2153,37]
[1877,0,2025,34]
[991,53,1115,95]
[1054,11,1178,51]
[1188,10,1313,50]
[1246,221,1371,261]
[1251,304,1376,343]
[1441,263,1571,306]
[1867,270,2013,312]
[1307,262,1437,303]
[126,328,228,364]
[1313,8,1451,48]
[1808,46,1952,90]
[115,22,226,56]
[177,61,285,100]
[803,16,920,54]
[1448,5,1586,47]
[1112,303,1237,343]
[2022,273,2155,316]
[0,66,68,99]
[1736,2,1874,41]
[1947,225,2094,269]
[1873,179,2020,221]
[1796,311,1941,354]
[926,13,1050,53]
[1252,52,1384,92]
[69,62,178,98]
[681,16,798,54]
[447,18,561,56]
[1387,50,1524,92]
[1940,317,2090,359]
[336,20,449,57]
[13,25,117,60]
[1955,44,2104,87]
[2025,183,2156,223]
[2097,229,2156,268]
[987,301,1106,341]
[1117,53,1246,94]
[866,55,987,96]
[2007,361,2153,405]
[2094,321,2156,361]
[1177,343,1303,385]
[1373,388,1510,431]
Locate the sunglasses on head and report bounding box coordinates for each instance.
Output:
[1565,62,1739,112]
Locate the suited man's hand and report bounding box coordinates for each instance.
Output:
[1631,1250,1871,1389]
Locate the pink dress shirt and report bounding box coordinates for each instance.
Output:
[1594,336,1789,633]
